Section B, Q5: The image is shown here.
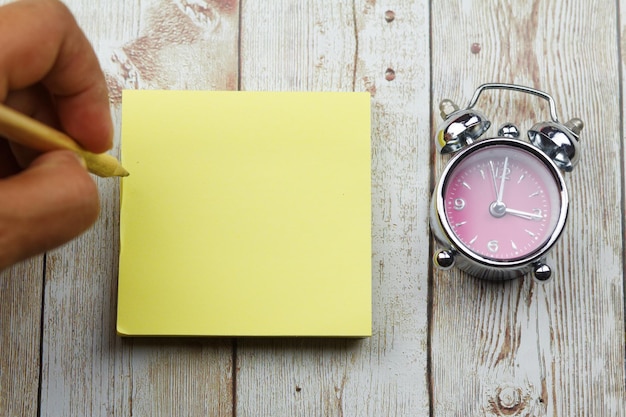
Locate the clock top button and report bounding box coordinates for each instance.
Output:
[498,123,520,138]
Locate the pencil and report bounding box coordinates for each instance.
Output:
[0,103,128,177]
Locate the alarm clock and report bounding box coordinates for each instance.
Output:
[430,83,583,281]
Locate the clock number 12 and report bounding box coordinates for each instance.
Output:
[495,165,511,181]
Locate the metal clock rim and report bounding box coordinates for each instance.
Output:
[434,137,569,269]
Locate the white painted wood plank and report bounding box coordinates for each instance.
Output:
[0,2,46,417]
[1,0,623,414]
[0,259,43,417]
[38,1,238,415]
[127,338,234,416]
[236,1,431,416]
[431,1,625,416]
[38,1,139,412]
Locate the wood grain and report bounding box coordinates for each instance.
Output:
[0,5,44,417]
[431,1,625,416]
[236,1,431,416]
[0,0,623,415]
[37,1,238,416]
[0,259,43,417]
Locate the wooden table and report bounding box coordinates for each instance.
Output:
[1,1,624,416]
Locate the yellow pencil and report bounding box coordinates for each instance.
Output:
[0,103,128,177]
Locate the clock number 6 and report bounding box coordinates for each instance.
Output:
[488,240,499,253]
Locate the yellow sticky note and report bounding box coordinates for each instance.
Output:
[118,90,371,337]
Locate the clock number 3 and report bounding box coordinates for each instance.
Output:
[487,240,499,253]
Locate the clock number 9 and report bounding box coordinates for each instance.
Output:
[454,198,466,211]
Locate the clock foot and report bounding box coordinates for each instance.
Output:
[434,250,455,270]
[533,263,552,282]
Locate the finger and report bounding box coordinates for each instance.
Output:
[0,150,99,270]
[4,86,61,129]
[0,138,20,177]
[8,141,40,170]
[3,87,59,169]
[0,0,113,153]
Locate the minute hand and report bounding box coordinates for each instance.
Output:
[504,207,543,220]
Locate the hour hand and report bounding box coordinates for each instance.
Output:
[489,161,499,199]
[496,157,509,203]
[505,207,543,220]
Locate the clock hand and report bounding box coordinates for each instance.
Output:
[505,207,543,220]
[496,157,509,203]
[489,161,499,199]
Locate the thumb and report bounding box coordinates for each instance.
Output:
[0,150,100,269]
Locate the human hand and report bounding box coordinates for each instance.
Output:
[0,0,113,269]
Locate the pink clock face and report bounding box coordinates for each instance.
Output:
[443,143,563,261]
